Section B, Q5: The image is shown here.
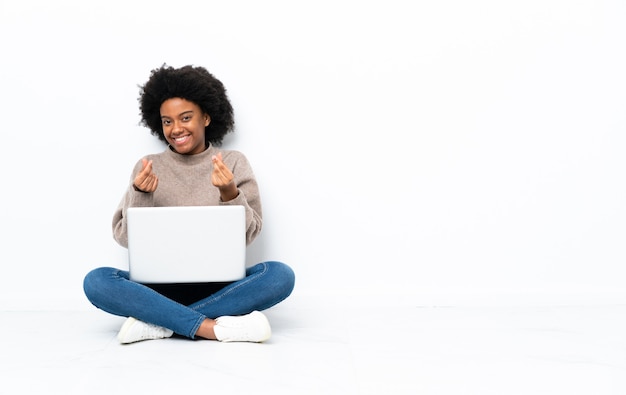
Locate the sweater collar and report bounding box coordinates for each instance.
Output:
[165,143,217,165]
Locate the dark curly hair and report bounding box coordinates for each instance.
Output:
[138,64,235,147]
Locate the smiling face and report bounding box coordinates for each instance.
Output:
[160,97,210,155]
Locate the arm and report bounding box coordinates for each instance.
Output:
[216,151,263,245]
[112,158,156,248]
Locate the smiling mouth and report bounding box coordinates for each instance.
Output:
[173,135,190,144]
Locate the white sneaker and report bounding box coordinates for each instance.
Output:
[117,317,174,344]
[214,311,272,343]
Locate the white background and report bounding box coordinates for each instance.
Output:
[1,0,624,310]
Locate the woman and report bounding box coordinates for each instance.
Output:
[83,64,295,344]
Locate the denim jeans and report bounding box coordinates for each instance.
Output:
[83,261,295,339]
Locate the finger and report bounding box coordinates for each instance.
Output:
[211,155,227,177]
[146,176,158,192]
[211,169,225,186]
[143,159,153,175]
[212,160,230,178]
[212,169,233,186]
[211,152,224,164]
[212,161,226,175]
[139,175,158,192]
[140,160,155,181]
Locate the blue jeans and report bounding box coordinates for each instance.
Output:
[83,261,295,339]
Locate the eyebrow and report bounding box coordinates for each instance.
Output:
[161,110,194,119]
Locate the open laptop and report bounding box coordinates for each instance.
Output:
[126,205,246,284]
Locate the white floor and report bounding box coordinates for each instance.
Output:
[2,296,626,395]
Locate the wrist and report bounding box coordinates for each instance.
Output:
[220,185,239,202]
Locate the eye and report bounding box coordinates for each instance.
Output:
[162,119,171,126]
[182,115,192,122]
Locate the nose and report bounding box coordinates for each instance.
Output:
[172,120,184,132]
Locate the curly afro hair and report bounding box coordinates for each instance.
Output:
[139,64,234,147]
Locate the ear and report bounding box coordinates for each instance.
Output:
[205,114,211,127]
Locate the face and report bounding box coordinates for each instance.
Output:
[160,97,210,155]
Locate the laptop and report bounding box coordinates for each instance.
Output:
[126,205,246,284]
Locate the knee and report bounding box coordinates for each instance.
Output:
[82,267,116,304]
[265,261,295,298]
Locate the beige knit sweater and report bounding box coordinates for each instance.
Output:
[112,144,262,248]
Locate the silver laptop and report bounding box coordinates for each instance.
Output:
[126,205,246,283]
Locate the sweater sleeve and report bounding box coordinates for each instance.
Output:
[221,151,263,246]
[112,159,155,248]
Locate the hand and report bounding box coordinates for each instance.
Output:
[133,159,158,192]
[211,152,238,201]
